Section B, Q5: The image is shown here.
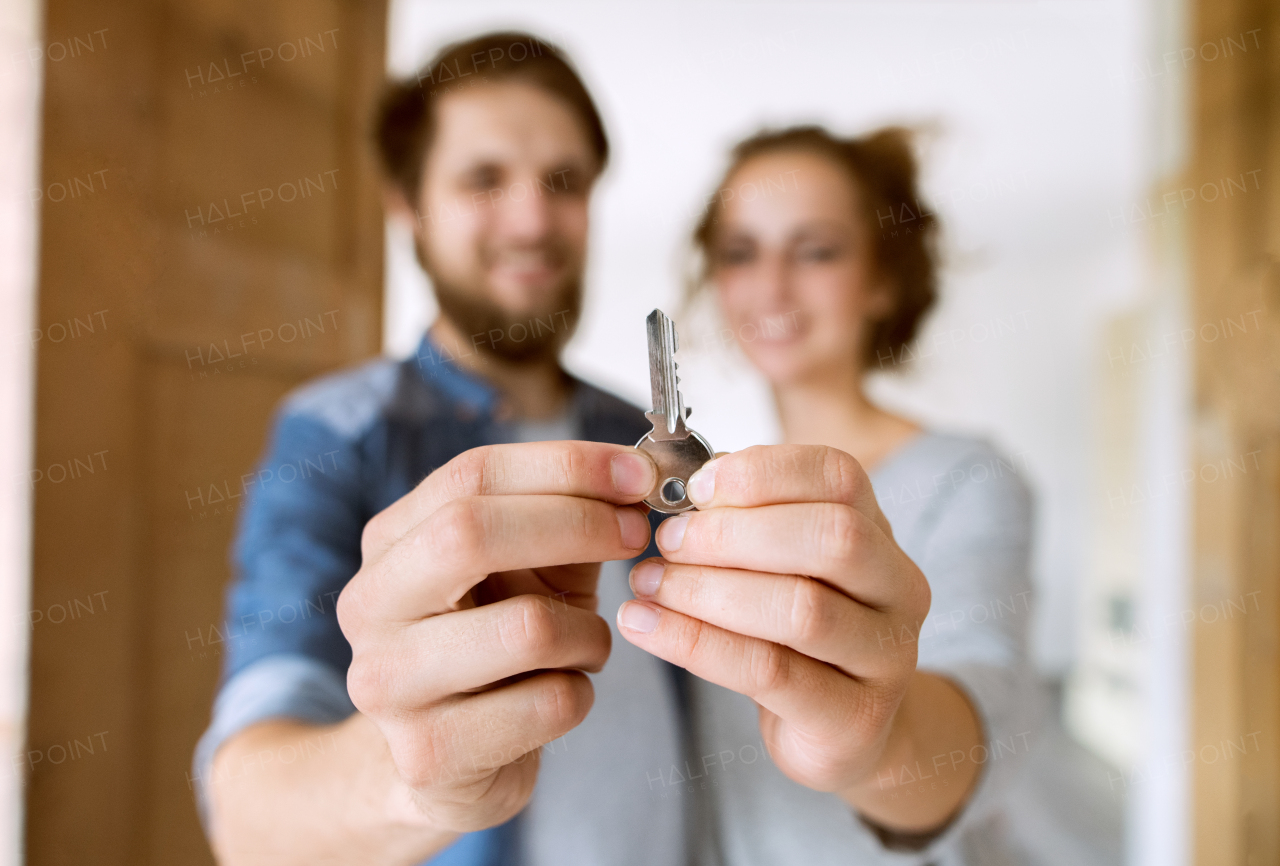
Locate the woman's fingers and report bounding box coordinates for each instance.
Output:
[627,559,908,679]
[687,444,890,535]
[614,599,873,743]
[653,502,909,609]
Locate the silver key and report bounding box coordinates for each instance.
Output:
[635,309,715,513]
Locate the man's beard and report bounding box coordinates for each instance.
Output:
[417,242,582,364]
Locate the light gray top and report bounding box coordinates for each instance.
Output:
[683,432,1044,865]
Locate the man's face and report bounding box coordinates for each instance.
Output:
[415,80,598,361]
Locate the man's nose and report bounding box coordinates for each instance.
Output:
[494,177,555,241]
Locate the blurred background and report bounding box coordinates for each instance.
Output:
[1,0,1276,864]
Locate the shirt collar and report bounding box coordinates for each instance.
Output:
[409,331,501,416]
[409,331,587,422]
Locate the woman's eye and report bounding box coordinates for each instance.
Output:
[797,246,839,262]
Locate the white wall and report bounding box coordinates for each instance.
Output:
[385,0,1153,677]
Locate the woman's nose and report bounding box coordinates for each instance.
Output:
[752,251,792,304]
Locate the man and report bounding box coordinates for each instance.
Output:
[195,30,1035,866]
[195,32,689,865]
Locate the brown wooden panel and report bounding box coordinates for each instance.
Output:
[26,0,387,864]
[1188,0,1280,863]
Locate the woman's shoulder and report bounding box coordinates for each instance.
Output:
[870,429,1034,536]
[878,430,1030,482]
[890,427,1029,473]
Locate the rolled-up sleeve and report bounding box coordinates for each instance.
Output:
[191,654,355,830]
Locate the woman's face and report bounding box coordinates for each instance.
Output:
[709,150,892,386]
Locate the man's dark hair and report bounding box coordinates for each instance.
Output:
[374,31,609,205]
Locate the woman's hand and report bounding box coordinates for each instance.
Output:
[616,444,982,833]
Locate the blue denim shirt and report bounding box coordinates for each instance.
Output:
[193,335,668,865]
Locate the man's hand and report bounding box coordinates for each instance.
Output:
[616,444,982,833]
[337,441,656,836]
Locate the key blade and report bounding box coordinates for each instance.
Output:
[646,309,684,437]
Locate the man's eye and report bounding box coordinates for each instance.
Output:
[546,170,586,195]
[464,168,502,190]
[716,246,754,266]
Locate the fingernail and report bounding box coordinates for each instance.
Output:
[619,601,660,634]
[657,514,688,551]
[630,561,664,597]
[686,461,717,505]
[612,451,656,497]
[616,506,650,549]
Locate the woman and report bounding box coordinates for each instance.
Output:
[615,126,1042,863]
